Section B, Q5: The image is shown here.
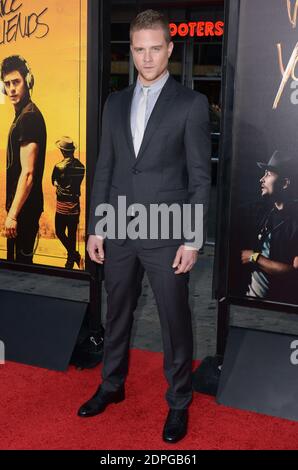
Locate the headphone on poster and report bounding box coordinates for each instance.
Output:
[0,55,34,95]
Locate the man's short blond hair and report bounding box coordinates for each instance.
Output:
[130,9,171,44]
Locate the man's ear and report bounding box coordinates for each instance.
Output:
[283,177,290,190]
[168,41,174,58]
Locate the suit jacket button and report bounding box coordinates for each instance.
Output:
[132,169,139,175]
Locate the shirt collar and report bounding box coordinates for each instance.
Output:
[135,71,170,95]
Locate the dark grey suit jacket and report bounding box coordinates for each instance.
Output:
[88,75,211,248]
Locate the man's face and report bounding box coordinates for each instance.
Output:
[3,70,27,107]
[260,169,280,197]
[130,27,173,85]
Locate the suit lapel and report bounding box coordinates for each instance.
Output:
[135,76,178,165]
[122,84,136,161]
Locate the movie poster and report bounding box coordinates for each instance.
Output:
[228,0,298,305]
[0,0,87,270]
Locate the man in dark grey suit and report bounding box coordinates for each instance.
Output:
[78,10,211,443]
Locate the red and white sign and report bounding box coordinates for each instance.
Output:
[169,21,224,38]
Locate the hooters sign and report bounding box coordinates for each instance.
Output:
[169,21,224,38]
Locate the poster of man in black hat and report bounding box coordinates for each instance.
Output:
[222,0,298,307]
[233,150,298,305]
[52,137,85,269]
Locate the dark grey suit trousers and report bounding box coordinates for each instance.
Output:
[101,238,193,409]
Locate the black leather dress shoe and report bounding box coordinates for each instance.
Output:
[77,386,125,418]
[162,409,188,443]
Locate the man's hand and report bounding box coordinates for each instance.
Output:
[87,235,105,264]
[241,249,254,264]
[5,216,17,239]
[172,245,198,274]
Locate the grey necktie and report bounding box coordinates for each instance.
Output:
[133,86,149,157]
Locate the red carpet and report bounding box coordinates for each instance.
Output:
[1,349,298,450]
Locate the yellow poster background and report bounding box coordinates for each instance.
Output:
[0,0,87,269]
